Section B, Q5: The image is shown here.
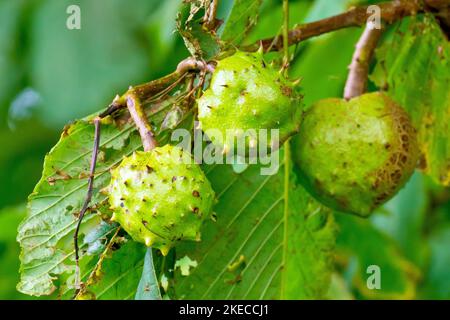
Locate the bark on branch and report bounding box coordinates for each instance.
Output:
[99,57,213,118]
[244,0,450,52]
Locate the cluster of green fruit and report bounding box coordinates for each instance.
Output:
[107,51,418,254]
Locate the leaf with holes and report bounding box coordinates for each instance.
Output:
[173,150,337,299]
[178,17,221,59]
[177,1,221,59]
[81,241,147,300]
[221,0,262,45]
[17,95,194,297]
[16,118,142,296]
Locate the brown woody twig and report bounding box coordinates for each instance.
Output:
[204,0,220,31]
[243,0,449,52]
[99,57,213,118]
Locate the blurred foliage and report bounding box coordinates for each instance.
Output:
[0,0,449,299]
[0,205,26,299]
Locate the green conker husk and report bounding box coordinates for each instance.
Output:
[293,92,419,217]
[108,145,215,255]
[197,50,303,156]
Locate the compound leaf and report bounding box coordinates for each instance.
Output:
[174,150,337,299]
[371,15,450,186]
[17,119,141,296]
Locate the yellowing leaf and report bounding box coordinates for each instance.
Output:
[371,15,450,186]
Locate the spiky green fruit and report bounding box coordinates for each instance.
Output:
[197,51,302,155]
[108,145,215,255]
[293,92,419,217]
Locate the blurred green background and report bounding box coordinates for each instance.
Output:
[0,0,448,299]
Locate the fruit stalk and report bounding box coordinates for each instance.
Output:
[344,26,383,100]
[122,83,162,300]
[126,93,157,152]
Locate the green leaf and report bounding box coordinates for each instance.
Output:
[143,0,187,75]
[420,225,450,299]
[371,172,429,267]
[221,0,262,45]
[135,248,162,300]
[84,241,147,300]
[83,221,118,256]
[17,119,142,296]
[174,150,337,299]
[177,1,221,59]
[371,15,450,186]
[178,17,221,59]
[336,214,419,299]
[327,273,354,300]
[0,205,43,300]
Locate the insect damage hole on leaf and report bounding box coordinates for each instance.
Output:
[175,255,198,276]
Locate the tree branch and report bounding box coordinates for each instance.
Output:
[74,227,121,299]
[426,0,450,10]
[96,0,449,120]
[99,57,214,119]
[244,0,450,52]
[97,0,448,120]
[344,26,383,100]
